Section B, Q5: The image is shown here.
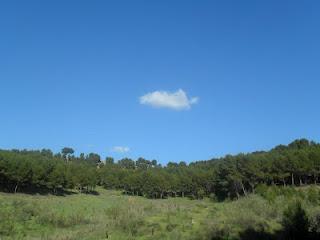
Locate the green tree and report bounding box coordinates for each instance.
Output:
[61,147,74,162]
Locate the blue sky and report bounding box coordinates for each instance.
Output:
[1,1,320,163]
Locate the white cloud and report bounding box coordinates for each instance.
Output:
[111,146,130,153]
[139,89,198,110]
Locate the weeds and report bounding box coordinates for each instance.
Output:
[1,186,320,239]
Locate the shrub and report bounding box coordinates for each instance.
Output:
[166,223,178,232]
[256,184,277,203]
[306,187,320,205]
[209,193,217,202]
[281,201,309,240]
[309,210,320,235]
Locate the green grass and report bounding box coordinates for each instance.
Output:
[1,186,320,240]
[0,188,213,240]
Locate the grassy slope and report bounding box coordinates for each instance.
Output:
[0,188,214,240]
[1,187,320,240]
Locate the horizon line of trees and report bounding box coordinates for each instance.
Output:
[1,139,320,199]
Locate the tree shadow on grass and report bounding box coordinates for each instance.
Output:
[0,186,100,196]
[238,227,278,240]
[233,201,320,240]
[238,227,320,240]
[87,189,100,195]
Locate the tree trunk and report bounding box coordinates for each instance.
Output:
[282,178,286,187]
[14,183,18,193]
[235,190,240,199]
[240,181,247,196]
[291,173,295,186]
[299,177,303,186]
[249,182,255,193]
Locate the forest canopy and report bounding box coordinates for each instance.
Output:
[1,139,320,200]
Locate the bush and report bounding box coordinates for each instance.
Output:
[306,187,320,205]
[309,210,320,235]
[209,193,217,202]
[166,223,178,232]
[281,201,309,240]
[256,184,277,203]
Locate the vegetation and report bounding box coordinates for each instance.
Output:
[0,186,320,239]
[1,138,320,239]
[0,148,98,194]
[1,139,320,200]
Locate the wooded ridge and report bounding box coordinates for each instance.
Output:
[1,139,319,200]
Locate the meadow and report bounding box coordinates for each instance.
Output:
[1,186,320,240]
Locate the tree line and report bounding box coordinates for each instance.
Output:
[0,148,98,194]
[1,139,320,199]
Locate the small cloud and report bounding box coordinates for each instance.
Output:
[139,89,198,110]
[111,146,130,153]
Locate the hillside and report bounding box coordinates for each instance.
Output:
[1,139,320,200]
[1,139,320,239]
[1,186,320,239]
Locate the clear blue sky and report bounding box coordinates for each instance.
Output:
[1,1,320,164]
